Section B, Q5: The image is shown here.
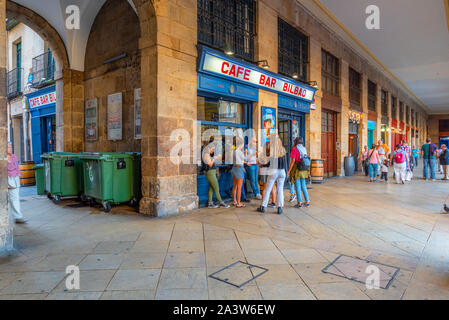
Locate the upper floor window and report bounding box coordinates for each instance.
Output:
[368,80,376,111]
[349,67,361,108]
[321,50,339,97]
[391,96,397,118]
[278,18,308,82]
[381,90,388,116]
[411,108,415,125]
[399,101,404,122]
[198,0,256,61]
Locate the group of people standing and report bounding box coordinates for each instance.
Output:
[361,137,449,184]
[203,134,311,215]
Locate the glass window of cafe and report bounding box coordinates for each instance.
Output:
[197,96,250,165]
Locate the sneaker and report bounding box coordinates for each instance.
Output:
[257,206,266,213]
[294,203,303,208]
[304,203,311,208]
[15,218,28,224]
[432,179,436,182]
[289,194,297,202]
[256,194,262,200]
[208,202,219,208]
[219,202,230,208]
[242,198,251,203]
[267,202,276,208]
[277,207,283,214]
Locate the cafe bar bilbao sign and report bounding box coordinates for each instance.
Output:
[29,91,56,108]
[199,48,316,103]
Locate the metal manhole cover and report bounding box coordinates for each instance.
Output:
[322,254,400,289]
[208,261,268,288]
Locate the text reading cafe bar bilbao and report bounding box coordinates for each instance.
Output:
[196,45,317,206]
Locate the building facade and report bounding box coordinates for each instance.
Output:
[0,0,431,249]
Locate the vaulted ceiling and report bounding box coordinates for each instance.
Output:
[317,0,449,114]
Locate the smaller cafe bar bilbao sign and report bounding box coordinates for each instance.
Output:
[198,46,316,104]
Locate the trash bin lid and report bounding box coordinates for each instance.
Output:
[32,164,44,169]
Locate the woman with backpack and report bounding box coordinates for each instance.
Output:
[366,144,380,182]
[391,144,409,184]
[257,135,288,214]
[288,137,310,208]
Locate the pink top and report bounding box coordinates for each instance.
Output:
[367,149,378,164]
[361,151,368,161]
[290,147,300,162]
[8,154,21,177]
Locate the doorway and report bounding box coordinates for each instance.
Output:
[278,109,305,160]
[321,110,336,177]
[348,121,359,171]
[41,115,56,153]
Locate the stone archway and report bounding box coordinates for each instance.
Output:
[6,0,83,153]
[6,0,69,72]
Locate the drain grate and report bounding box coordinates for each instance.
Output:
[322,254,400,289]
[208,261,268,288]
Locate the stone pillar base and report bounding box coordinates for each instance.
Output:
[140,194,198,217]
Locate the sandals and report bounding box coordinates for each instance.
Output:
[236,203,246,208]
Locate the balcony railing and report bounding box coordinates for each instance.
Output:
[7,67,23,99]
[31,51,55,89]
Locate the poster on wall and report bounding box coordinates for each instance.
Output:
[85,98,98,141]
[107,93,122,141]
[134,88,142,139]
[261,106,276,145]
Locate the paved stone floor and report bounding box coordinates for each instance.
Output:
[1,170,449,300]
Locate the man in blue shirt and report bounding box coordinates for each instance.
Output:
[421,138,437,181]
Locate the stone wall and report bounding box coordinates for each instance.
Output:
[83,0,141,153]
[428,114,449,146]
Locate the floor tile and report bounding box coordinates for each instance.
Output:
[158,268,207,289]
[107,269,161,291]
[120,253,166,269]
[79,254,124,270]
[163,252,206,269]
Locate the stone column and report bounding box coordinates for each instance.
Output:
[375,85,382,143]
[139,0,198,216]
[360,74,368,152]
[338,60,350,176]
[55,68,85,153]
[308,38,321,159]
[0,0,13,252]
[384,92,392,149]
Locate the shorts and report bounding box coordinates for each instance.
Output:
[231,166,245,180]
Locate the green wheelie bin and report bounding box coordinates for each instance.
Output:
[33,164,45,195]
[79,152,141,212]
[41,152,84,203]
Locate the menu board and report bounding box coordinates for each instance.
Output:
[107,93,122,141]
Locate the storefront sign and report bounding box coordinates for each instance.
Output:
[107,93,122,141]
[391,119,398,128]
[261,107,276,145]
[85,98,98,141]
[28,91,56,108]
[134,88,142,139]
[199,47,316,104]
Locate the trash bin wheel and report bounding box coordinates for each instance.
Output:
[47,192,52,200]
[130,197,138,208]
[79,194,87,203]
[103,201,111,213]
[52,195,61,204]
